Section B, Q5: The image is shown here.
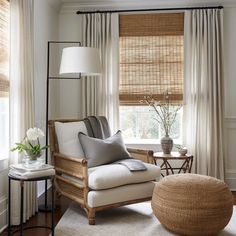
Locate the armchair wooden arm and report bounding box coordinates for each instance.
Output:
[127,148,154,164]
[53,152,88,179]
[52,152,89,207]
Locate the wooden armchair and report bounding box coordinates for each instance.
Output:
[48,119,160,225]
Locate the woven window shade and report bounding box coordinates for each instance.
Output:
[0,0,9,98]
[119,13,184,105]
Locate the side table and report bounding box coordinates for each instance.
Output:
[153,152,194,177]
[8,174,55,236]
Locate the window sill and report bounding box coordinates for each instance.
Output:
[0,156,8,161]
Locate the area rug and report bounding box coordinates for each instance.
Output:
[55,202,236,236]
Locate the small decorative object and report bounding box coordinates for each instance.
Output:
[141,91,182,154]
[175,145,188,156]
[11,127,48,168]
[179,147,188,156]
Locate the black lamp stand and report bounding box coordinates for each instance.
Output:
[39,41,81,212]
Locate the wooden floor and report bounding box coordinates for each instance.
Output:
[1,191,236,236]
[1,190,71,236]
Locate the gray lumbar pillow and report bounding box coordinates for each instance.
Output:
[78,130,131,168]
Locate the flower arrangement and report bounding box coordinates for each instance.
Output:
[11,127,48,160]
[140,91,182,137]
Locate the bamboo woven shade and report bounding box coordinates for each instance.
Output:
[119,13,184,105]
[0,0,9,97]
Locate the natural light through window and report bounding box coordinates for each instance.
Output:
[120,106,182,143]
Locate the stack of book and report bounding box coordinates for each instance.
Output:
[9,164,55,179]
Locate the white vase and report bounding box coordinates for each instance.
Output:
[23,152,44,168]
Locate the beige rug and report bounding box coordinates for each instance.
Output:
[55,202,236,236]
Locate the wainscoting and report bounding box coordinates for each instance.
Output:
[0,159,8,233]
[225,117,236,190]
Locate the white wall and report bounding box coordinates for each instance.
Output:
[58,3,236,189]
[58,13,83,118]
[34,0,60,196]
[34,0,60,129]
[223,7,236,190]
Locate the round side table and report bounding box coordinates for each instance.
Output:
[153,152,194,177]
[8,174,55,236]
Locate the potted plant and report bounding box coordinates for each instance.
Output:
[141,91,182,154]
[11,127,48,167]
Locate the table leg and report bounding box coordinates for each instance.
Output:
[165,160,174,175]
[51,179,54,236]
[20,181,24,236]
[189,156,193,173]
[163,160,168,175]
[153,158,157,166]
[159,161,165,177]
[178,160,188,173]
[8,178,11,236]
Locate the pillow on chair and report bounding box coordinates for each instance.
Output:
[55,121,88,158]
[78,130,131,168]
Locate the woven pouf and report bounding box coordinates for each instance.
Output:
[151,174,233,236]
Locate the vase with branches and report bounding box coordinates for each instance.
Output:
[141,91,182,154]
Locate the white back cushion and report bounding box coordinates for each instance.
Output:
[55,121,88,158]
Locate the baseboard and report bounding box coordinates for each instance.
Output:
[225,169,236,191]
[0,224,7,234]
[225,179,236,191]
[0,196,7,233]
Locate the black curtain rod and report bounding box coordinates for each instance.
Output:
[76,5,223,14]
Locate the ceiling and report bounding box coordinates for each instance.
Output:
[60,0,236,13]
[61,0,235,5]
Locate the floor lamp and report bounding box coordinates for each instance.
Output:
[39,41,101,212]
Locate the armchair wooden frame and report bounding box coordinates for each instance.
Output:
[49,119,155,225]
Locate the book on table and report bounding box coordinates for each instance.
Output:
[9,164,55,179]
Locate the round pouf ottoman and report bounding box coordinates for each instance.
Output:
[151,174,233,236]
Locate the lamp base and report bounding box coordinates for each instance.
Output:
[38,203,53,212]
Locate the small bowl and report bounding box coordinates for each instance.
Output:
[179,148,187,156]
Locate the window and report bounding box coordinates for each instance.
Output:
[0,0,9,159]
[119,13,184,142]
[120,106,183,143]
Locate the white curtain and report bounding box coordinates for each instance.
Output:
[9,0,37,224]
[80,13,120,132]
[183,9,224,180]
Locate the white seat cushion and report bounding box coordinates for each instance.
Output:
[88,162,160,190]
[88,182,155,208]
[55,121,88,158]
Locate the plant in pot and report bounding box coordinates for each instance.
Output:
[141,91,182,154]
[11,127,48,168]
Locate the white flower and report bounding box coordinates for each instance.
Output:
[26,127,45,141]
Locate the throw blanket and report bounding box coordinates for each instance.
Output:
[84,116,111,139]
[115,159,147,172]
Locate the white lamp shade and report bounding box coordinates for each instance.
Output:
[59,47,101,76]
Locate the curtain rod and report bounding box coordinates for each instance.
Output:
[76,5,223,14]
